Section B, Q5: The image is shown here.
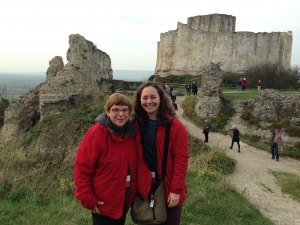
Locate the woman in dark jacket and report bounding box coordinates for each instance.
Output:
[229,125,240,152]
[132,81,189,225]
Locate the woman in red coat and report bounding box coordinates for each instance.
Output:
[132,81,189,225]
[241,78,247,91]
[74,93,148,225]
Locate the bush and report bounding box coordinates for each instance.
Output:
[207,150,236,174]
[243,63,297,89]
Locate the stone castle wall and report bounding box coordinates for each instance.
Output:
[155,14,292,77]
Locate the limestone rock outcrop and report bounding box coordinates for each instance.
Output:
[195,63,223,118]
[155,14,292,77]
[249,89,300,121]
[46,56,64,80]
[0,34,112,146]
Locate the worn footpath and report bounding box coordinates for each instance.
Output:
[176,96,300,225]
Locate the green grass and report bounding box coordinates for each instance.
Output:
[272,171,300,202]
[222,88,298,101]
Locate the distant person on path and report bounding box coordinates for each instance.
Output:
[203,119,211,143]
[229,125,240,152]
[236,78,242,92]
[192,81,198,95]
[74,93,147,225]
[171,87,177,102]
[241,78,247,91]
[298,80,300,92]
[165,83,170,95]
[269,129,283,161]
[110,84,115,94]
[257,80,262,92]
[169,84,174,99]
[185,84,191,96]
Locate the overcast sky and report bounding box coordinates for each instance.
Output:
[1,0,299,74]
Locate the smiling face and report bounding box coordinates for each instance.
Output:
[140,86,161,120]
[106,105,130,128]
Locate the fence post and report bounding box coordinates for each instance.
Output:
[219,88,223,97]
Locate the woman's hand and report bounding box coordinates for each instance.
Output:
[167,193,180,208]
[91,201,104,214]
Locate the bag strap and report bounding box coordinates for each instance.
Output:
[161,124,171,181]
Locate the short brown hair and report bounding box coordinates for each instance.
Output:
[104,93,132,112]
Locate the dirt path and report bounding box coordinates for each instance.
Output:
[176,96,300,225]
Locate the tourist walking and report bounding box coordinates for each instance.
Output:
[185,84,191,96]
[203,119,211,143]
[241,78,247,91]
[257,80,262,92]
[171,87,177,102]
[236,78,242,92]
[169,84,174,99]
[110,84,115,94]
[132,81,189,225]
[192,81,198,95]
[269,129,283,161]
[229,125,240,152]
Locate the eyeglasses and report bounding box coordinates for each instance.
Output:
[111,108,129,114]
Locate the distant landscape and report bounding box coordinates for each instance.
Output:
[0,70,153,97]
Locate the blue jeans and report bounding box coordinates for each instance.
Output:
[236,85,241,92]
[271,144,279,159]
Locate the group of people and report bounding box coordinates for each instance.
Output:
[236,78,263,92]
[74,81,189,225]
[185,81,198,96]
[236,78,247,92]
[228,125,283,161]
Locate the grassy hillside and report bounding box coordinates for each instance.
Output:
[0,94,273,224]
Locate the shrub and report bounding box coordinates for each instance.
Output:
[207,149,236,174]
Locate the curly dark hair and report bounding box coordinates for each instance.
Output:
[132,81,176,120]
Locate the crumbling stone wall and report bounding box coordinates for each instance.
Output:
[0,34,113,146]
[155,14,292,77]
[195,63,223,118]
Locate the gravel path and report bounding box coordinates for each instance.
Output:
[176,96,300,225]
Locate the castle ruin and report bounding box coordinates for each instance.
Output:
[0,34,113,145]
[155,14,293,77]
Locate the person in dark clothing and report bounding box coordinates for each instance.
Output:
[192,81,198,95]
[172,99,178,111]
[110,84,115,94]
[169,84,174,99]
[229,125,240,152]
[185,84,191,96]
[203,119,211,143]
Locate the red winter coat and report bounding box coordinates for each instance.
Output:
[241,79,247,87]
[133,114,189,206]
[74,112,148,219]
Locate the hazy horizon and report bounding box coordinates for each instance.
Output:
[0,70,154,81]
